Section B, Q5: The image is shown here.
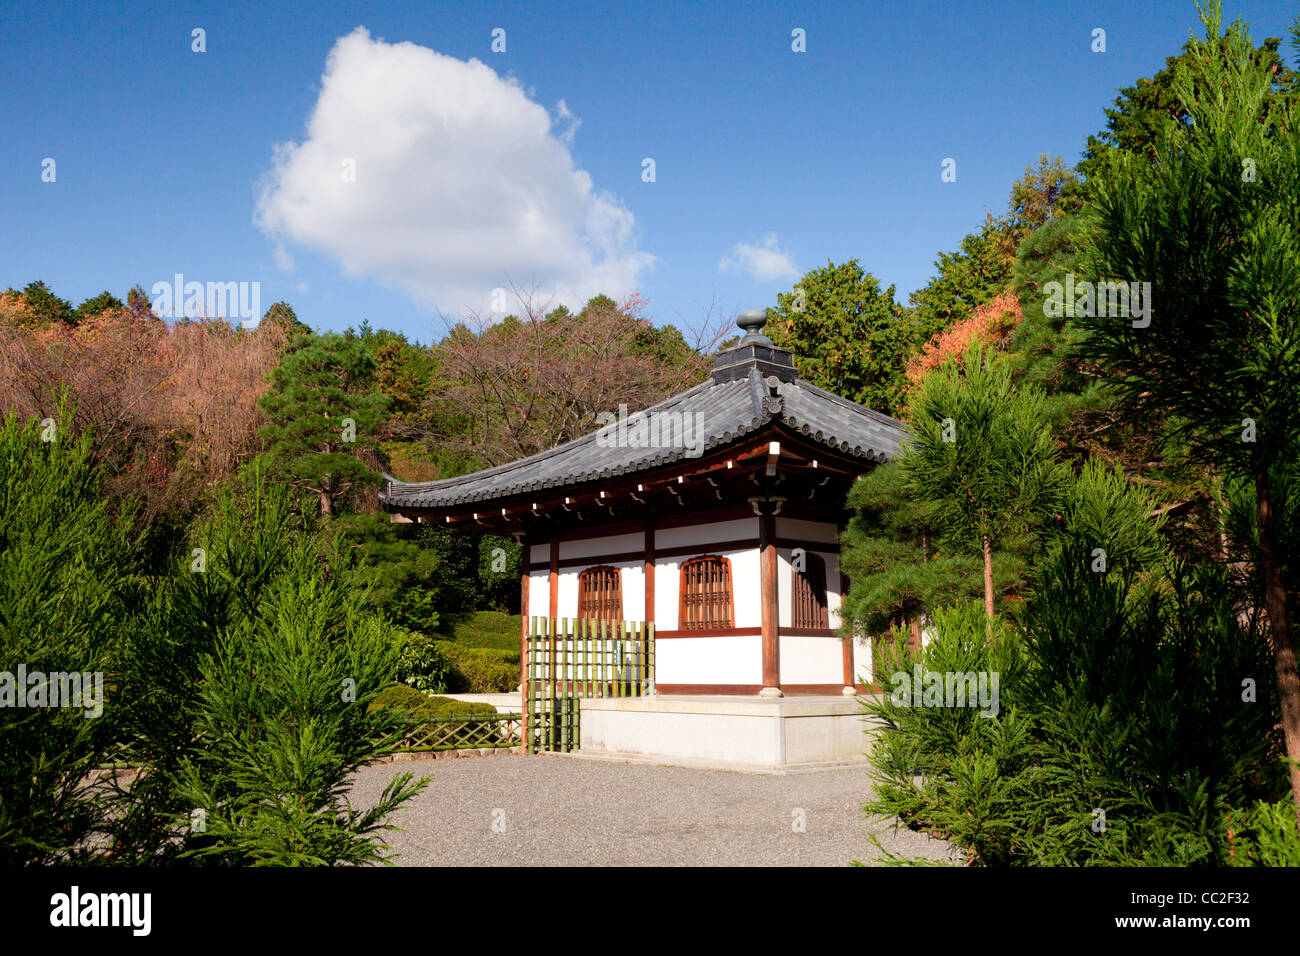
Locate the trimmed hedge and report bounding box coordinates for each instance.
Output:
[369,683,501,721]
[434,641,519,693]
[433,610,522,652]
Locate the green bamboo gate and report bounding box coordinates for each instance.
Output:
[523,617,656,754]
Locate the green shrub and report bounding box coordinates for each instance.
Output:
[130,465,430,866]
[865,554,1283,866]
[433,610,522,652]
[369,683,499,721]
[393,628,451,692]
[435,642,520,694]
[1224,800,1300,867]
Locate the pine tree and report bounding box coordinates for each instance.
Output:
[840,459,1005,650]
[259,333,391,517]
[901,346,1061,621]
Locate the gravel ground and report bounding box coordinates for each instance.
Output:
[349,754,960,866]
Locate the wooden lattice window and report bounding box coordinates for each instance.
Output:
[791,551,828,629]
[679,556,734,630]
[577,566,622,624]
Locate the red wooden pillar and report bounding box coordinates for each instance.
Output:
[519,536,530,734]
[644,515,655,626]
[759,506,781,697]
[549,535,559,621]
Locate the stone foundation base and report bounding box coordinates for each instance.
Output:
[578,694,883,770]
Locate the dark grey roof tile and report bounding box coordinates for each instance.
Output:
[381,371,910,510]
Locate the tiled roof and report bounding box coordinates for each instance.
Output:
[381,350,911,511]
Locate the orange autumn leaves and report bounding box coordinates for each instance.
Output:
[905,291,1023,389]
[0,298,290,530]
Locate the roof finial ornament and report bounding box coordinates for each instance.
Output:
[737,309,768,340]
[710,307,796,383]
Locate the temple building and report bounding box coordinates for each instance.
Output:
[380,309,908,713]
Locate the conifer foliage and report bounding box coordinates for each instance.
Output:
[1079,3,1300,822]
[132,465,428,866]
[259,333,391,517]
[899,347,1061,620]
[0,409,136,864]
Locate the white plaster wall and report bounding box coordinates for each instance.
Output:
[527,571,549,621]
[613,561,645,623]
[727,547,762,628]
[654,561,678,628]
[826,553,843,629]
[777,551,791,627]
[851,632,873,685]
[562,532,642,562]
[529,543,548,564]
[775,517,839,544]
[657,517,757,551]
[655,635,762,685]
[779,635,845,685]
[556,568,579,621]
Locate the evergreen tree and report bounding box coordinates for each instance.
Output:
[258,333,391,517]
[902,346,1061,621]
[120,464,428,865]
[21,280,73,326]
[1078,19,1297,184]
[0,407,137,864]
[126,284,154,319]
[260,300,312,339]
[1078,4,1300,824]
[840,459,1007,649]
[72,291,123,323]
[766,260,918,416]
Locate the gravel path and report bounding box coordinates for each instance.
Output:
[349,754,960,866]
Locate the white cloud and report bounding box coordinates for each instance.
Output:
[255,28,654,316]
[272,242,294,272]
[718,233,798,282]
[554,99,581,147]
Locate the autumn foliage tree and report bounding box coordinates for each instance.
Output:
[0,304,288,546]
[905,291,1023,388]
[429,293,712,467]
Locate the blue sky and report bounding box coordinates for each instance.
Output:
[2,0,1295,344]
